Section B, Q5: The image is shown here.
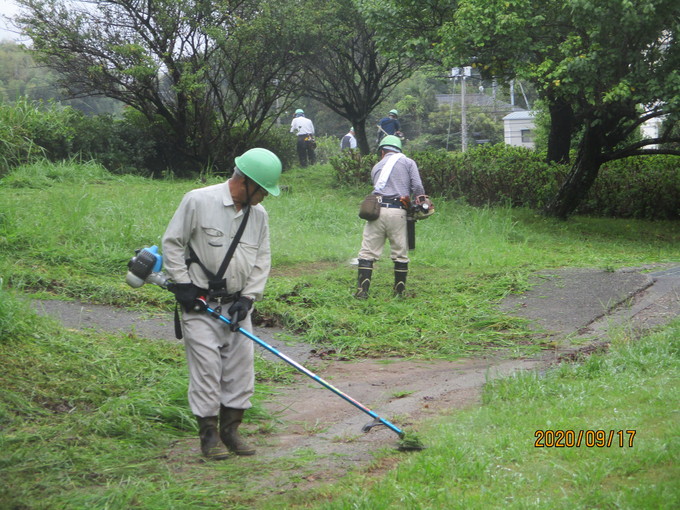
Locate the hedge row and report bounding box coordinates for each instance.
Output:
[330,144,680,220]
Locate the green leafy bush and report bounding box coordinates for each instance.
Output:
[578,156,680,219]
[329,149,378,187]
[313,135,343,165]
[331,144,679,219]
[408,148,459,196]
[0,99,165,177]
[0,98,80,171]
[68,109,170,176]
[257,124,298,172]
[438,144,564,208]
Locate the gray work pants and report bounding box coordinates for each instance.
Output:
[181,310,254,417]
[357,207,409,263]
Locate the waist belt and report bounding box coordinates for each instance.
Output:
[208,294,238,304]
[379,196,405,208]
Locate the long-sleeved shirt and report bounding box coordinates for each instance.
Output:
[378,117,401,135]
[290,116,315,136]
[370,153,425,198]
[341,132,357,149]
[162,181,271,301]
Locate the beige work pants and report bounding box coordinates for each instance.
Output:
[181,310,254,417]
[357,206,409,263]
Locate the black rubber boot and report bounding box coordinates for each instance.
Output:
[354,259,373,299]
[394,261,408,296]
[196,416,230,461]
[219,406,256,456]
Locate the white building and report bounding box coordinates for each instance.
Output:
[503,110,535,148]
[641,116,663,149]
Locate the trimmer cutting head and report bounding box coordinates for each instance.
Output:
[362,419,426,451]
[397,434,426,451]
[362,418,389,434]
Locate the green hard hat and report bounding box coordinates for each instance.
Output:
[295,108,304,114]
[235,148,282,196]
[378,135,403,152]
[389,109,398,116]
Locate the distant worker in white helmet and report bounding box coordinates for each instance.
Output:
[290,108,316,167]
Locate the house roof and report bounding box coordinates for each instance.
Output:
[503,110,535,121]
[435,93,517,110]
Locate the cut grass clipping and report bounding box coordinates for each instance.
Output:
[398,432,426,451]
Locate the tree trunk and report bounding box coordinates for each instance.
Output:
[353,122,372,155]
[546,99,574,164]
[544,125,604,220]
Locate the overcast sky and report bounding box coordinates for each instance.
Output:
[0,1,22,42]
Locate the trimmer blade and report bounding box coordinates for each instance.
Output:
[361,418,384,433]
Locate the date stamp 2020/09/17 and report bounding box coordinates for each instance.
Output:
[534,429,637,448]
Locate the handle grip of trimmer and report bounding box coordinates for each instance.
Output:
[193,296,209,313]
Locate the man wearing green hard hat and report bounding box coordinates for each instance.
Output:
[354,135,431,299]
[376,108,403,144]
[162,147,282,460]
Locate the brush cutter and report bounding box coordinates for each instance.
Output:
[126,246,424,450]
[194,297,409,441]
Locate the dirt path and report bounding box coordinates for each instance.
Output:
[28,265,680,492]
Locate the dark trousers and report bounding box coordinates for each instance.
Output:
[297,135,316,167]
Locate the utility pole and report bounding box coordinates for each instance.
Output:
[461,66,472,152]
[461,75,467,152]
[273,79,281,125]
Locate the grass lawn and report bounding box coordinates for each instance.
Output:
[1,160,678,508]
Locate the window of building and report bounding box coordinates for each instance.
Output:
[521,129,533,143]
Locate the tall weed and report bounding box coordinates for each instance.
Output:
[0,158,133,188]
[0,98,45,174]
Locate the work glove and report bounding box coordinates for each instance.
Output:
[167,282,202,312]
[227,296,253,332]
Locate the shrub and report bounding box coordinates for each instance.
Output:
[313,135,343,165]
[0,99,161,177]
[579,156,680,220]
[68,109,165,176]
[443,144,564,208]
[331,143,679,220]
[401,144,563,208]
[408,148,459,197]
[257,124,298,172]
[329,150,378,187]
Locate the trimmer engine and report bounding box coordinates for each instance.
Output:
[125,245,169,288]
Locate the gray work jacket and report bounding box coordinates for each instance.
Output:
[162,180,271,301]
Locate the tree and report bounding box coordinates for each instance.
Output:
[14,0,307,174]
[368,0,680,218]
[296,0,416,154]
[390,72,440,139]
